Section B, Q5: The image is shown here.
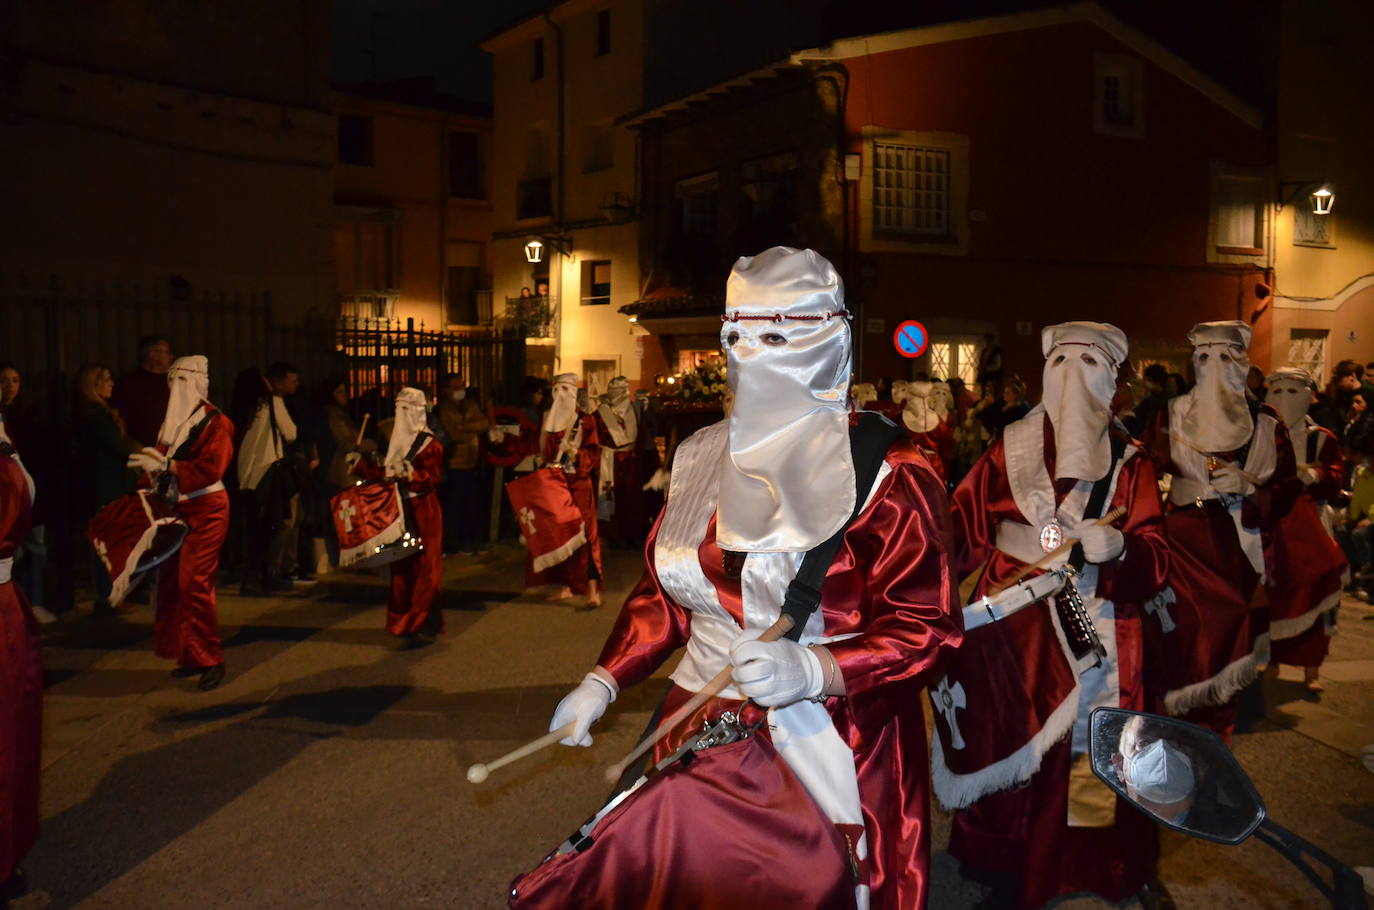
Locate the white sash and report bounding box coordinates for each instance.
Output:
[1001,409,1133,827]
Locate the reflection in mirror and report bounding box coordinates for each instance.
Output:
[1090,708,1265,845]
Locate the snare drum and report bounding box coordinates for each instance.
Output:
[87,490,188,606]
[332,481,424,570]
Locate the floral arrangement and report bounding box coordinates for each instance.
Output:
[663,357,728,408]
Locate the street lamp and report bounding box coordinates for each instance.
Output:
[524,238,545,263]
[1278,181,1336,215]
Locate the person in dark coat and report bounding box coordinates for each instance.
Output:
[73,364,139,612]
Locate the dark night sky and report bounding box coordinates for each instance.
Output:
[331,0,549,103]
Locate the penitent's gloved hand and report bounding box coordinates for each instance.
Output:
[1078,524,1125,564]
[729,631,824,707]
[549,672,616,746]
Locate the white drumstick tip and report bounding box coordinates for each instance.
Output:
[466,764,489,784]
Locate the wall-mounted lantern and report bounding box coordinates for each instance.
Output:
[523,238,545,263]
[524,233,574,264]
[1279,180,1336,215]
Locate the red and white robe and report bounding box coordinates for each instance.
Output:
[355,436,445,636]
[0,452,41,882]
[1268,419,1347,668]
[529,413,602,594]
[941,410,1168,909]
[593,419,961,910]
[155,405,234,669]
[1144,401,1298,734]
[594,402,644,543]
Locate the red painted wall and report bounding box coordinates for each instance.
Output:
[840,21,1270,388]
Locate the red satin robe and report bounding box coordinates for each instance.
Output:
[1269,424,1347,667]
[1144,404,1298,735]
[528,414,602,594]
[156,409,233,669]
[593,407,644,543]
[0,454,41,882]
[947,423,1169,910]
[356,438,444,636]
[594,440,962,910]
[906,422,951,484]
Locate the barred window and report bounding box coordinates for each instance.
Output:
[873,143,951,237]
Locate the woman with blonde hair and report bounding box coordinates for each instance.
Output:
[73,363,137,613]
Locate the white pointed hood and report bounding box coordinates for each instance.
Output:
[1177,321,1253,453]
[1039,322,1127,482]
[158,355,211,452]
[902,381,941,433]
[1265,366,1314,465]
[384,387,430,474]
[718,247,854,553]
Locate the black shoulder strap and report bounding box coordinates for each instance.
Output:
[1306,425,1319,465]
[779,412,908,642]
[172,408,217,461]
[1068,432,1128,571]
[405,430,433,463]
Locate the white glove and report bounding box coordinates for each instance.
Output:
[730,631,825,707]
[1300,466,1321,487]
[1209,462,1248,495]
[1078,525,1125,564]
[385,459,413,480]
[127,447,168,476]
[549,673,615,747]
[344,451,362,469]
[641,468,670,492]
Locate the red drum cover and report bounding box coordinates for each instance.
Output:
[87,490,187,606]
[332,481,419,569]
[929,598,1078,808]
[509,736,857,910]
[505,467,586,572]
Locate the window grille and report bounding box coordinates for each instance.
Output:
[931,343,951,380]
[1287,329,1327,381]
[1293,208,1333,247]
[873,143,950,237]
[956,343,978,385]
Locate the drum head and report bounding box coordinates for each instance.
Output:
[132,521,189,579]
[347,535,424,571]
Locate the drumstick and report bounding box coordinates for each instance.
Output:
[355,413,371,448]
[1163,429,1264,486]
[467,722,577,784]
[985,506,1127,598]
[603,614,795,784]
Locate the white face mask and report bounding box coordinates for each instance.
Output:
[543,378,580,433]
[158,355,211,451]
[385,387,430,472]
[450,389,466,402]
[717,247,854,553]
[902,381,940,433]
[1042,344,1118,481]
[1264,379,1308,430]
[1180,343,1253,452]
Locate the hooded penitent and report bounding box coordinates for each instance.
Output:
[1265,366,1314,466]
[902,381,941,434]
[543,373,580,434]
[384,387,430,475]
[928,381,954,421]
[599,376,637,446]
[1177,321,1253,454]
[891,380,911,406]
[1040,322,1128,482]
[158,355,211,453]
[850,382,877,410]
[717,247,854,553]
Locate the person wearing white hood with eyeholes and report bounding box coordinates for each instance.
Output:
[532,373,603,607]
[897,380,949,483]
[1262,367,1347,693]
[351,387,446,642]
[1142,321,1299,737]
[545,248,960,910]
[943,323,1171,910]
[0,411,41,898]
[126,355,235,690]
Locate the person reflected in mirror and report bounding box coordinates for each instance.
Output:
[1114,716,1198,824]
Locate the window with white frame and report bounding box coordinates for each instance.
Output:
[1293,206,1334,247]
[1287,328,1328,380]
[929,337,979,385]
[1093,53,1144,138]
[873,143,951,238]
[1211,170,1266,255]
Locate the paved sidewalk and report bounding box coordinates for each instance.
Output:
[13,547,1374,909]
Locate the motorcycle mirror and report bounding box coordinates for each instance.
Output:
[1090,707,1265,845]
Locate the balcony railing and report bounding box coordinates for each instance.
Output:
[517,176,553,220]
[501,294,557,338]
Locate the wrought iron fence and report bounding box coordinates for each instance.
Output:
[334,316,526,420]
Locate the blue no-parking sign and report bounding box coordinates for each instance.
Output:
[893,320,928,359]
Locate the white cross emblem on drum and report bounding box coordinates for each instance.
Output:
[1039,518,1063,553]
[933,677,968,750]
[337,499,357,534]
[518,507,537,534]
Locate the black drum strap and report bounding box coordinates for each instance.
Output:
[1067,432,1128,572]
[779,412,908,642]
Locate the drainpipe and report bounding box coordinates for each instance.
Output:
[544,11,566,368]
